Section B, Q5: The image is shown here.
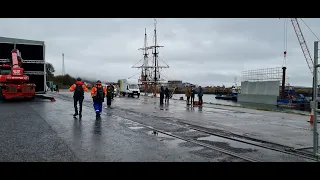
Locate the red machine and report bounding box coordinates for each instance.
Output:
[0,49,36,100]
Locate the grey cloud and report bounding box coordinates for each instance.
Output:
[1,18,320,87]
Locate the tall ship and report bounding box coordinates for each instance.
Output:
[132,19,169,96]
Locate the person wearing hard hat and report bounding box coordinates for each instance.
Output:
[91,80,107,119]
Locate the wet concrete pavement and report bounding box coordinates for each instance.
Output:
[0,95,242,162]
[114,95,319,149]
[1,90,318,161]
[0,101,79,162]
[57,90,318,149]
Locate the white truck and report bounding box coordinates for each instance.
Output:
[118,79,140,98]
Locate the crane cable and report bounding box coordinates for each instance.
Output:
[300,18,320,41]
[283,18,288,67]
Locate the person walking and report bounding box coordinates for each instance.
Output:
[198,86,204,105]
[191,87,196,105]
[159,86,165,105]
[69,77,89,118]
[185,86,191,105]
[106,85,113,108]
[110,84,115,100]
[91,80,107,118]
[164,87,170,103]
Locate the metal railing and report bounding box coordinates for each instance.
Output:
[24,71,45,75]
[0,59,45,64]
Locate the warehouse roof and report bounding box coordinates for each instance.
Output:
[0,36,44,45]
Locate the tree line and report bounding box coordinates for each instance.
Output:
[45,62,95,88]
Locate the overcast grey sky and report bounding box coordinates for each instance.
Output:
[1,18,320,87]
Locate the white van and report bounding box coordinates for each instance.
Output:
[118,79,140,98]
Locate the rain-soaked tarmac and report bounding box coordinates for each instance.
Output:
[0,89,319,162]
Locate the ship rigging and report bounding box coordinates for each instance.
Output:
[132,19,170,94]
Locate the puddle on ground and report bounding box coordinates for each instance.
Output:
[182,129,197,133]
[125,111,142,117]
[148,131,173,139]
[125,122,139,126]
[197,135,259,152]
[128,126,145,130]
[162,139,186,149]
[190,146,205,151]
[147,131,185,148]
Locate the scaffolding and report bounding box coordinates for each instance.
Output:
[241,67,284,83]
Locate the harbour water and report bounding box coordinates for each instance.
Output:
[146,93,309,115]
[171,94,239,106]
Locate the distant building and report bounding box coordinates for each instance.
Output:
[182,82,196,87]
[105,82,117,85]
[167,80,183,88]
[84,82,93,88]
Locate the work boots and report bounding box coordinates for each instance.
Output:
[96,112,100,118]
[73,109,78,117]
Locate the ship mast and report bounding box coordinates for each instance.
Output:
[133,28,150,84]
[140,28,149,84]
[143,28,148,82]
[149,19,168,84]
[153,19,159,85]
[132,19,169,96]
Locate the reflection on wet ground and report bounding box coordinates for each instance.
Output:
[1,91,318,162]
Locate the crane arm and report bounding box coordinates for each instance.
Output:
[290,18,314,74]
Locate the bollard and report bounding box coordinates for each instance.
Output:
[310,109,314,124]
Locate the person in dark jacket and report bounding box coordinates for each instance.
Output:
[191,87,196,105]
[198,86,204,105]
[110,84,115,100]
[106,85,113,108]
[160,86,165,105]
[164,87,170,103]
[69,77,89,118]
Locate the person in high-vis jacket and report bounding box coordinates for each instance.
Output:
[91,80,107,118]
[69,77,89,118]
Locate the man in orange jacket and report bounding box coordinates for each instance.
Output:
[69,77,89,118]
[91,80,107,118]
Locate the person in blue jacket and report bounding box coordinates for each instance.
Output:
[198,86,204,105]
